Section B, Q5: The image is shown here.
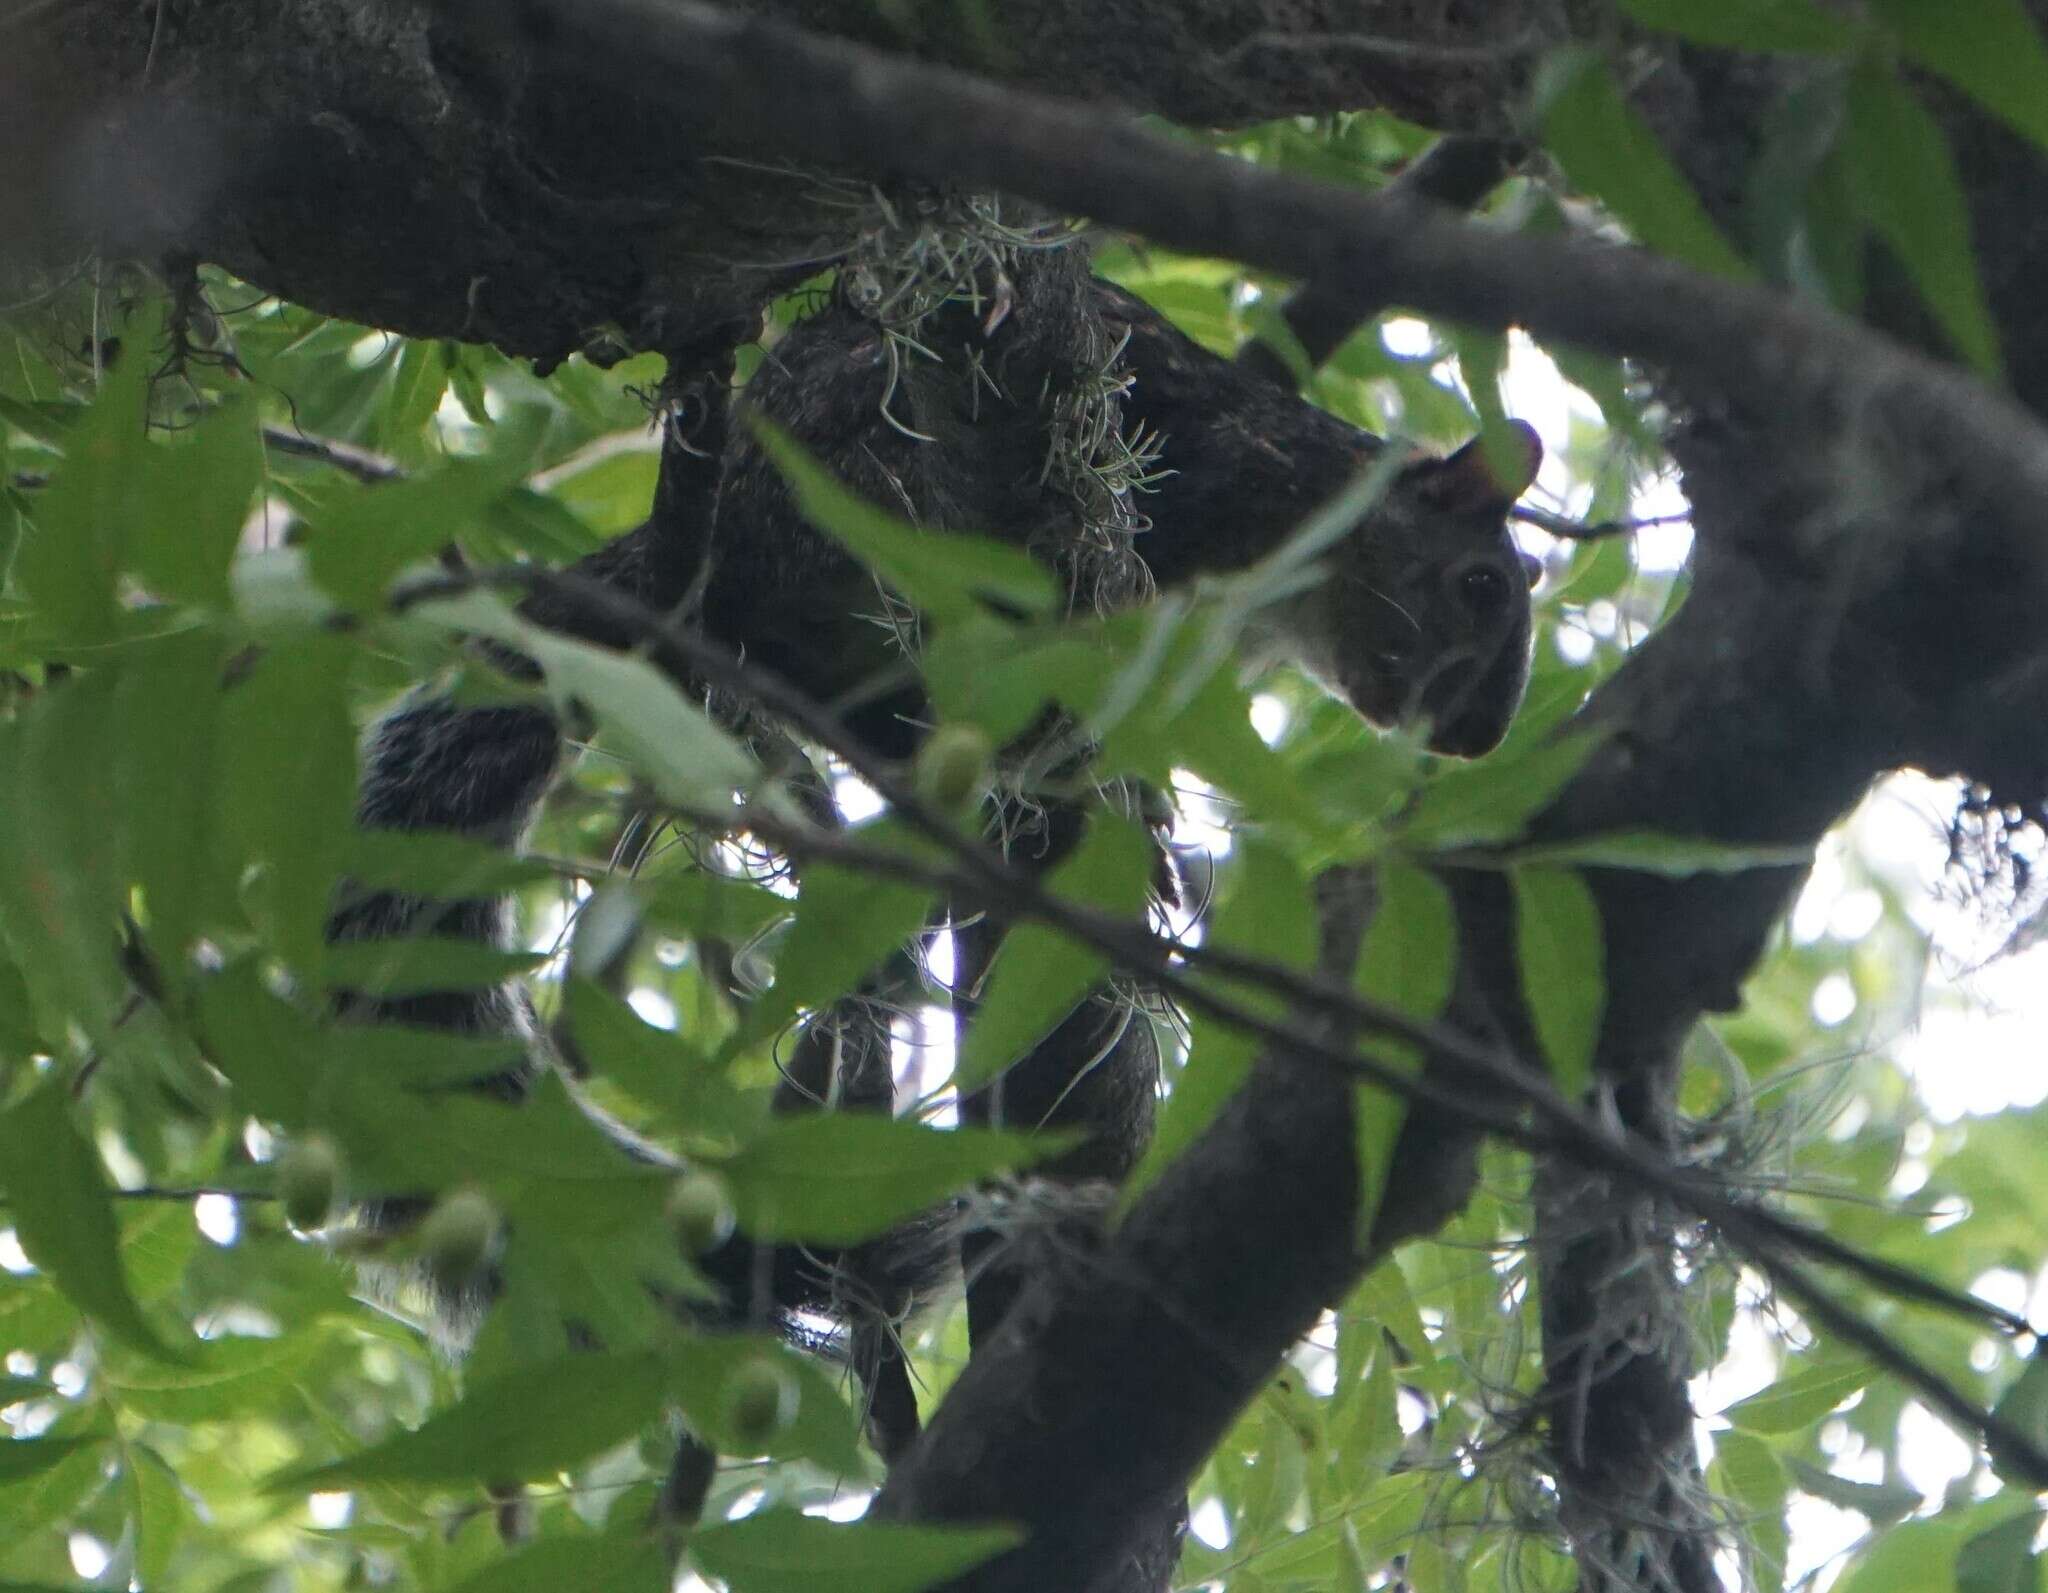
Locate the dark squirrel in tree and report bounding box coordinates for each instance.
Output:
[331,237,1541,1450]
[705,262,1542,762]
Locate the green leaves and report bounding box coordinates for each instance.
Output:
[562,981,753,1141]
[324,939,548,997]
[305,429,540,612]
[740,820,936,1047]
[1401,727,1603,850]
[1508,831,1809,876]
[1536,49,1749,279]
[128,397,264,609]
[755,422,1057,621]
[1618,0,1854,53]
[11,308,159,641]
[1123,839,1318,1206]
[667,1335,864,1471]
[214,635,359,974]
[1510,867,1604,1098]
[0,672,130,1048]
[1721,1359,1872,1434]
[0,1081,186,1362]
[717,1115,1067,1245]
[1542,20,2020,377]
[1990,1341,2048,1484]
[410,590,761,813]
[273,1349,671,1489]
[13,321,261,640]
[1843,64,2003,379]
[1872,0,2048,156]
[952,814,1156,1093]
[439,1535,670,1593]
[689,1513,1021,1593]
[1352,863,1457,1239]
[1956,1508,2043,1593]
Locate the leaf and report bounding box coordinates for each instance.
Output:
[1510,866,1604,1097]
[754,421,1058,621]
[231,546,339,634]
[12,304,161,641]
[272,1349,670,1489]
[376,338,449,462]
[0,1376,53,1405]
[1617,0,1856,53]
[1873,0,2048,157]
[128,1446,187,1589]
[410,591,761,812]
[115,627,227,962]
[1721,1359,1871,1434]
[437,1535,670,1593]
[1123,840,1318,1207]
[1536,48,1750,279]
[538,643,761,811]
[0,955,40,1055]
[105,1333,321,1422]
[0,674,130,1047]
[667,1336,864,1473]
[1133,654,1339,841]
[479,487,609,562]
[128,395,262,607]
[1991,1341,2048,1485]
[1787,1460,1921,1528]
[1958,1510,2043,1593]
[0,1424,111,1543]
[743,821,937,1046]
[689,1512,1021,1593]
[952,814,1156,1094]
[0,1436,96,1485]
[0,1081,186,1362]
[923,617,1105,745]
[195,962,637,1188]
[341,829,556,899]
[1837,1503,2020,1593]
[323,938,548,998]
[214,634,358,973]
[537,448,661,540]
[719,1115,1068,1245]
[1506,831,1810,876]
[563,981,754,1141]
[1841,66,2003,381]
[306,453,529,613]
[1400,727,1604,850]
[1710,1428,1784,1509]
[1353,863,1457,1240]
[642,866,787,948]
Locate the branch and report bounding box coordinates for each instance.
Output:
[1237,133,1517,386]
[19,0,1527,356]
[260,425,403,484]
[491,0,2048,580]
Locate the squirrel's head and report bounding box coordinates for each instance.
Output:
[1320,421,1544,758]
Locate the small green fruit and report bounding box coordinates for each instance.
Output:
[665,1170,736,1256]
[278,1136,341,1232]
[914,724,994,811]
[419,1188,498,1292]
[724,1356,797,1449]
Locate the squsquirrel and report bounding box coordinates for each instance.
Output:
[332,238,1541,1449]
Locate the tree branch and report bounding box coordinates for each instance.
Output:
[490,0,2048,583]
